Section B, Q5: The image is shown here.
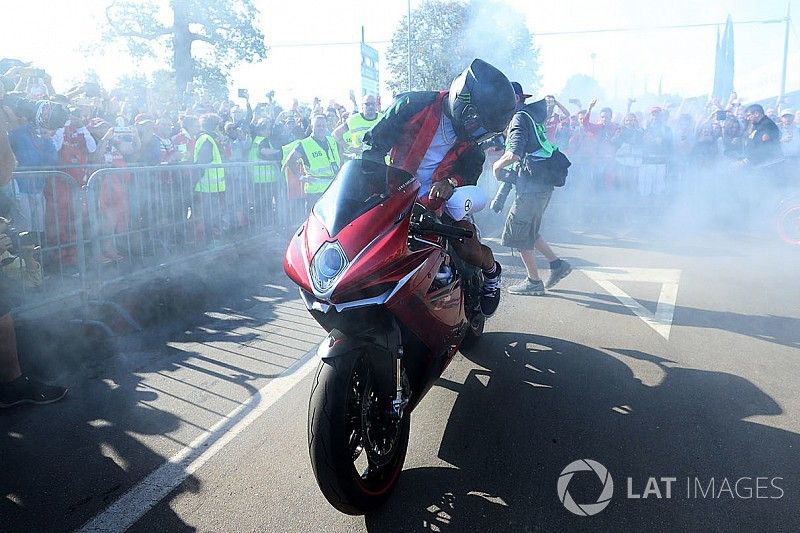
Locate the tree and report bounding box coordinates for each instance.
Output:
[386,0,540,97]
[103,0,267,95]
[559,74,605,108]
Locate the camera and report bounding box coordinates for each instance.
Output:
[490,168,517,213]
[0,227,39,267]
[113,126,134,143]
[490,182,514,213]
[478,133,505,152]
[237,88,248,99]
[715,110,727,121]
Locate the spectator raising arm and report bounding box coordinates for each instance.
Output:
[582,97,598,127]
[546,95,570,119]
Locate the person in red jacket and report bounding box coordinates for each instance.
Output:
[363,59,516,316]
[48,110,97,268]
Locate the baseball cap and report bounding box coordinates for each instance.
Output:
[511,81,532,100]
[134,113,154,125]
[780,108,795,117]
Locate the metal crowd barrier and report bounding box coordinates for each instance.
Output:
[83,161,307,292]
[2,170,87,313]
[2,162,309,316]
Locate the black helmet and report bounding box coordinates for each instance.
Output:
[446,58,516,141]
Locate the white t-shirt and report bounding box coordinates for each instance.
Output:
[415,114,457,199]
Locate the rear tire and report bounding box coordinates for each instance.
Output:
[308,351,410,515]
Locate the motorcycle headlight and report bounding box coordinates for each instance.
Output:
[310,241,348,294]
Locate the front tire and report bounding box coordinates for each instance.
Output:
[308,351,410,515]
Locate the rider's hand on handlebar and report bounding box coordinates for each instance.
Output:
[428,180,455,202]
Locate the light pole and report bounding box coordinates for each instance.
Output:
[779,3,790,105]
[407,0,412,91]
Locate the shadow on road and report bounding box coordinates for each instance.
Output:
[551,288,800,350]
[366,332,799,532]
[0,249,297,532]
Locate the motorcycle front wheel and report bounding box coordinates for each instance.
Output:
[308,350,410,515]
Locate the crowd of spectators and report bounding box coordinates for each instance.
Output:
[533,91,796,205]
[0,61,376,270]
[1,59,797,279]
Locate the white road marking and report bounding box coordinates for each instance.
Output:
[78,349,320,533]
[581,267,681,340]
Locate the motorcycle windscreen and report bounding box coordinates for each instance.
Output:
[313,159,415,237]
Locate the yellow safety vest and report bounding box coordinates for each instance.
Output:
[249,135,280,183]
[299,135,341,194]
[345,112,383,148]
[193,133,226,193]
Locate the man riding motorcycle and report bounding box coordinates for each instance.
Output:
[362,58,516,316]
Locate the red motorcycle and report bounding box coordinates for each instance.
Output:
[284,159,486,514]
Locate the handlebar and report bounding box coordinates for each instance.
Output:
[410,217,474,241]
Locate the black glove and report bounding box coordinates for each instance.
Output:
[361,149,386,164]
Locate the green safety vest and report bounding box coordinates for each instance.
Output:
[193,133,226,193]
[249,135,280,183]
[299,135,341,194]
[345,112,383,148]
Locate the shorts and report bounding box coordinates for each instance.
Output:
[500,191,552,250]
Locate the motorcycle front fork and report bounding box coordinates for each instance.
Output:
[391,346,409,419]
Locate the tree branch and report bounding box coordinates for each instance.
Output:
[106,1,170,40]
[188,32,215,45]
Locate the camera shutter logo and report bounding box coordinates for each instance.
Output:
[557,459,614,516]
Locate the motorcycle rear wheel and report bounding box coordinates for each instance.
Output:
[308,350,410,515]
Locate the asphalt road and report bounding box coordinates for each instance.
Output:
[2,222,799,532]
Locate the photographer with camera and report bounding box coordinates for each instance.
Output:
[0,214,42,288]
[492,83,573,296]
[0,105,67,408]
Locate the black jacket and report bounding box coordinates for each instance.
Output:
[745,116,782,165]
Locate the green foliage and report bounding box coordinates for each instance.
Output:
[114,73,149,97]
[386,0,540,97]
[192,60,229,101]
[559,74,605,107]
[103,0,267,93]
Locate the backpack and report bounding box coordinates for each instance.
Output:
[519,111,571,187]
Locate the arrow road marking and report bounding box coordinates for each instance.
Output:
[581,267,681,340]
